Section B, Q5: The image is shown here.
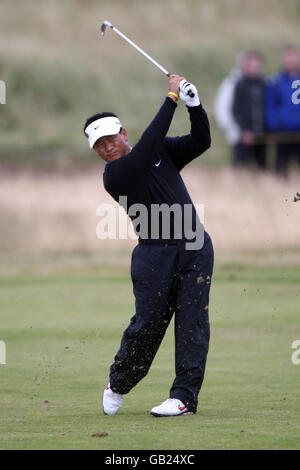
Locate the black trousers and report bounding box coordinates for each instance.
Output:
[109,232,214,413]
[275,143,300,175]
[233,143,266,169]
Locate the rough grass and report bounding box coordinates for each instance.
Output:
[0,264,300,450]
[1,0,300,166]
[0,168,299,269]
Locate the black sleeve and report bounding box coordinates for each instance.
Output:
[104,97,177,195]
[162,103,211,172]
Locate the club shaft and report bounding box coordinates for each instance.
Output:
[103,22,194,98]
[110,25,170,77]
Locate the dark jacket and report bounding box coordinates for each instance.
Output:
[233,76,265,134]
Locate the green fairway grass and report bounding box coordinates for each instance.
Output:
[0,263,300,450]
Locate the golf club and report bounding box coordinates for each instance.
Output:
[100,20,195,98]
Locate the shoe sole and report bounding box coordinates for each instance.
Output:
[150,410,194,417]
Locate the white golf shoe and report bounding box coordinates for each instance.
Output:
[102,382,123,415]
[150,398,193,417]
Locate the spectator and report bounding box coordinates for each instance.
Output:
[265,46,300,175]
[232,50,266,169]
[214,53,243,147]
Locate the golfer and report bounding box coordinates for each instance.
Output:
[84,74,214,416]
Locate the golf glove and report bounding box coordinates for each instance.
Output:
[179,80,200,107]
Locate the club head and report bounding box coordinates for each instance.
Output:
[101,20,113,36]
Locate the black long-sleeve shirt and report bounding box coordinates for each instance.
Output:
[103,97,211,240]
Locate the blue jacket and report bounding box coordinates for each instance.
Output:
[265,71,300,131]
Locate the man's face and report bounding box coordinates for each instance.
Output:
[283,48,300,75]
[93,128,130,162]
[242,55,263,78]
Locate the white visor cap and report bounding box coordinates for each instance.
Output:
[85,116,122,148]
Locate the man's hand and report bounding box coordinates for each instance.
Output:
[241,130,255,146]
[179,80,200,107]
[168,74,186,102]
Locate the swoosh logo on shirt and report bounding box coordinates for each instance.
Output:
[155,160,161,167]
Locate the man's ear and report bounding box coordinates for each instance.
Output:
[120,128,128,141]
